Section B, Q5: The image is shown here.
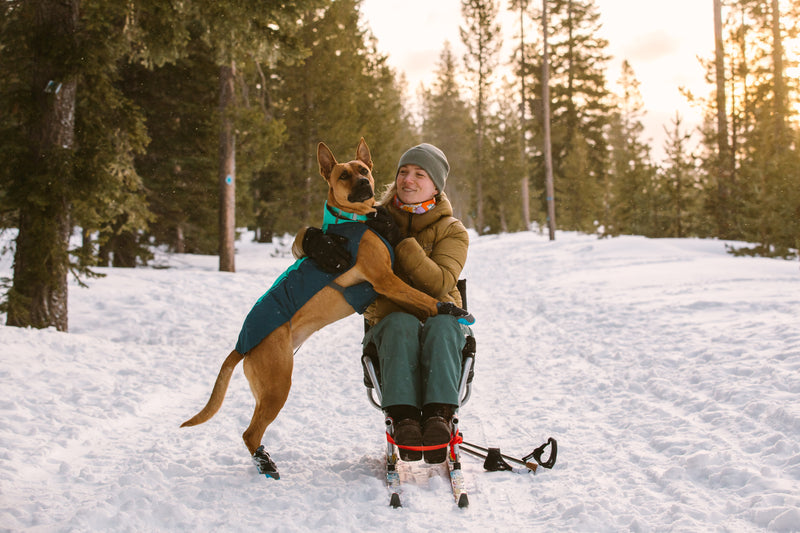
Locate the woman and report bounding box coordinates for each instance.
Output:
[300,143,470,464]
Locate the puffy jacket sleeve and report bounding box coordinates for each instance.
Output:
[393,218,469,301]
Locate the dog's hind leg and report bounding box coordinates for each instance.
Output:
[241,325,294,455]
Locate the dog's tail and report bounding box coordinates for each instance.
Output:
[180,350,244,427]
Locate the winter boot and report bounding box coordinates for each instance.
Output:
[421,403,455,464]
[387,405,422,462]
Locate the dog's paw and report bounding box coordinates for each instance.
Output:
[436,302,475,325]
[252,445,280,480]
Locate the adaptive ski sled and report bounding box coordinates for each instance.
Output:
[362,280,557,508]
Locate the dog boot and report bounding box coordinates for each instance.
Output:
[422,404,455,464]
[252,445,280,479]
[388,405,422,462]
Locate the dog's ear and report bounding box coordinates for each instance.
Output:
[356,137,373,170]
[317,142,337,179]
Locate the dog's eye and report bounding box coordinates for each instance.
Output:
[338,171,350,181]
[359,167,369,176]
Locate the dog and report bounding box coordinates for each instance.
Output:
[180,138,473,478]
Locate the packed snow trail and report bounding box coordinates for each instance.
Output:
[1,230,798,532]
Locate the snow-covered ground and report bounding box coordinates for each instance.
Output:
[1,230,799,532]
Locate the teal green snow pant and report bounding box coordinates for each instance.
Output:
[363,312,472,409]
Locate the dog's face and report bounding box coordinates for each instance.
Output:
[317,138,376,216]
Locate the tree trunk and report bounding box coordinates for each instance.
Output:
[475,90,485,234]
[519,0,531,230]
[542,0,556,240]
[175,224,185,254]
[714,0,732,238]
[218,62,236,272]
[7,0,79,332]
[770,0,785,137]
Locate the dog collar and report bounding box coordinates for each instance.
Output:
[322,202,371,230]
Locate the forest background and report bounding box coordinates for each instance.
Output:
[1,0,799,332]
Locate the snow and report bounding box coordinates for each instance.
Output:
[1,230,799,532]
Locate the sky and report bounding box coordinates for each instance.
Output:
[359,0,715,162]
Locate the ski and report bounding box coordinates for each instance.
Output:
[384,450,469,508]
[386,453,402,508]
[448,458,469,508]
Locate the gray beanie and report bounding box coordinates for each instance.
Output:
[396,143,450,192]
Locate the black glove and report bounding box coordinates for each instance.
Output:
[365,206,403,247]
[302,227,352,273]
[437,302,475,325]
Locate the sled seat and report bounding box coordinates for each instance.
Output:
[361,279,475,411]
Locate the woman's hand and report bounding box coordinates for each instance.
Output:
[301,227,352,273]
[436,302,475,325]
[366,206,403,247]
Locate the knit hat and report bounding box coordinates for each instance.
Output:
[396,143,450,192]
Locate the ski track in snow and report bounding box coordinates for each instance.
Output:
[1,230,799,532]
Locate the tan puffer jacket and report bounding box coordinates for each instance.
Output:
[364,192,468,326]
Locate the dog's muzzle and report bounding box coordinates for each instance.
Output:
[348,178,374,203]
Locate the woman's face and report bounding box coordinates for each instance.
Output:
[396,164,438,204]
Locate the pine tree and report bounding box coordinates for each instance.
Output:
[0,0,318,328]
[604,60,656,236]
[0,0,174,329]
[482,82,526,233]
[356,32,418,190]
[713,0,734,238]
[0,0,80,330]
[121,33,220,255]
[420,42,476,224]
[657,114,701,238]
[700,0,800,255]
[509,0,534,229]
[460,0,502,234]
[529,0,612,233]
[191,0,319,271]
[259,0,415,236]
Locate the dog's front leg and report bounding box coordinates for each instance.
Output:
[369,269,440,320]
[350,233,440,319]
[355,232,474,324]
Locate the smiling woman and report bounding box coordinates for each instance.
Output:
[359,142,471,464]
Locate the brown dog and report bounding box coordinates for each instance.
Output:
[180,138,471,478]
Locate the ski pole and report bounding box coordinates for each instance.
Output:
[459,444,530,473]
[460,441,538,471]
[461,438,557,471]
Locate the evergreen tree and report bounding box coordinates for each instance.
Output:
[604,60,657,236]
[0,0,183,330]
[0,0,80,330]
[189,0,320,272]
[420,42,475,223]
[509,0,534,229]
[657,114,702,238]
[713,0,734,238]
[357,32,418,190]
[121,32,221,255]
[700,0,800,255]
[534,0,611,233]
[260,0,415,236]
[460,0,502,234]
[482,82,526,233]
[0,0,319,328]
